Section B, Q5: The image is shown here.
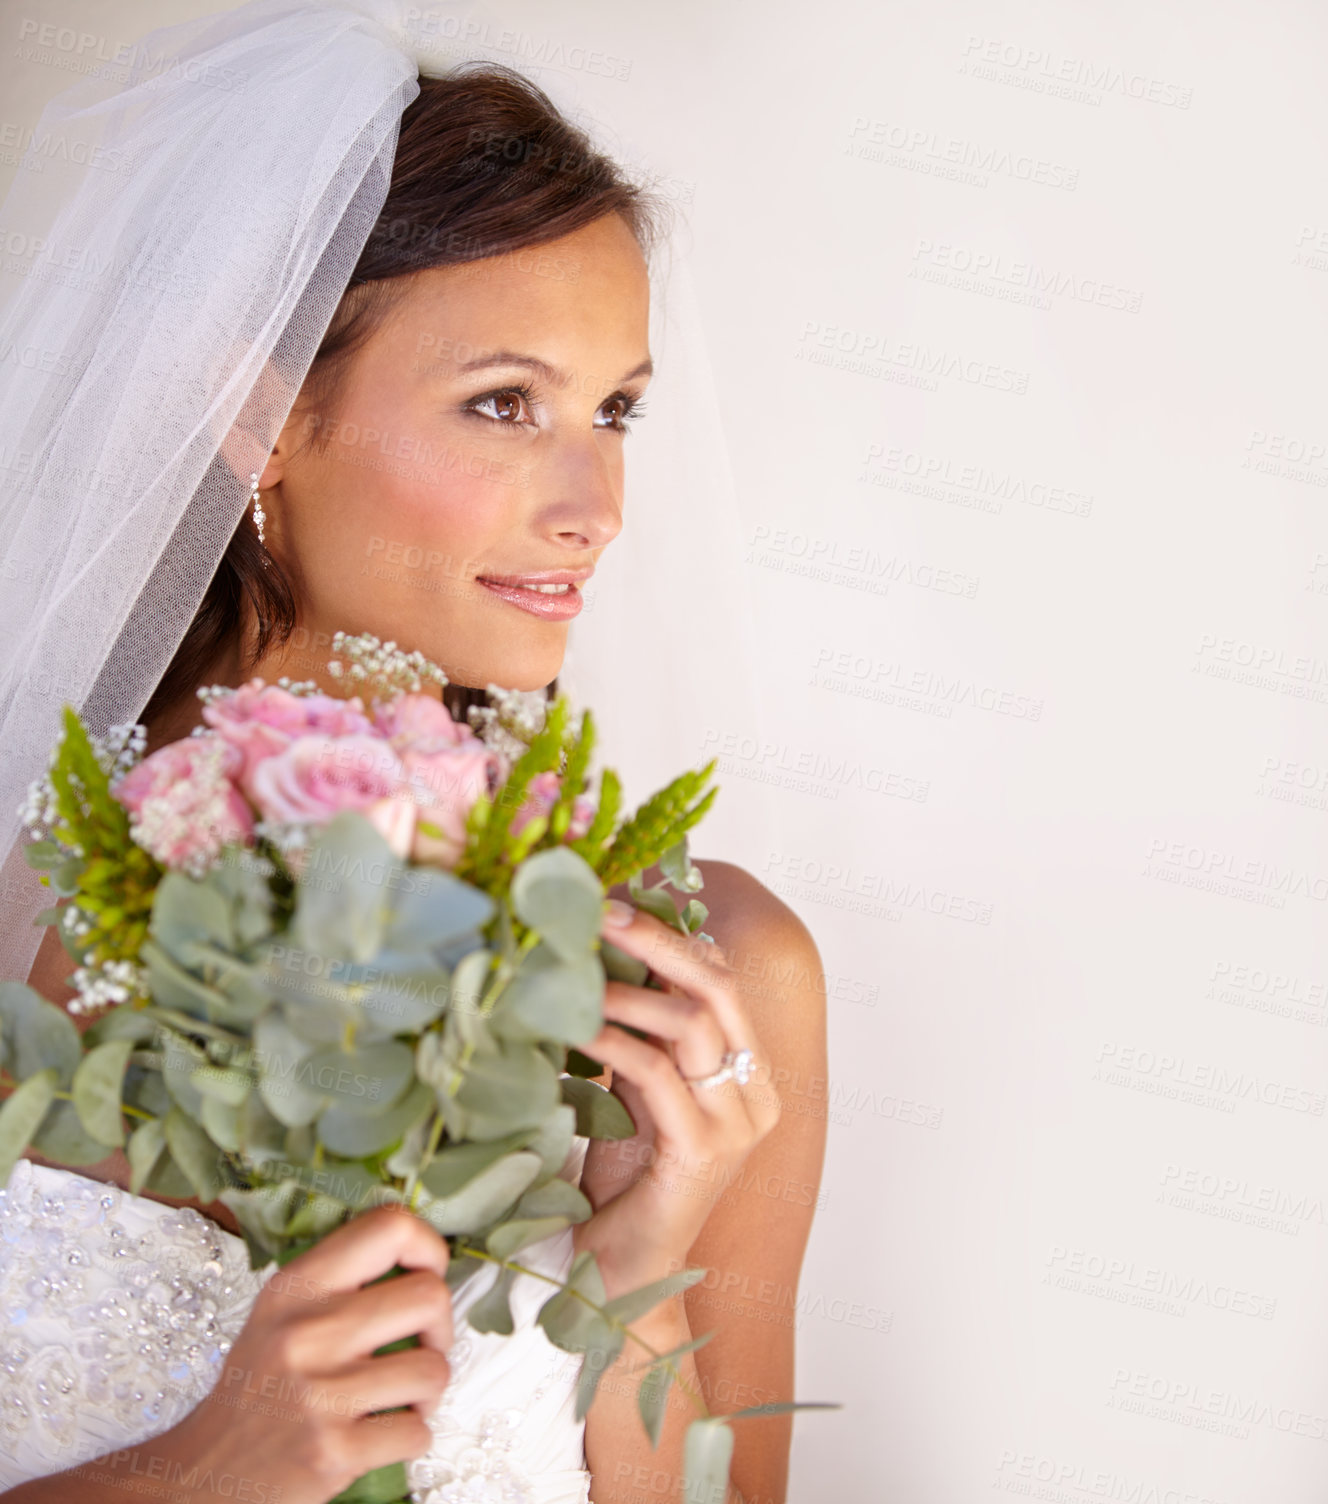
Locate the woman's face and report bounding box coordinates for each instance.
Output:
[259,211,652,693]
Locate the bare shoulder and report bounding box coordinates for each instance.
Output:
[613,856,828,1055]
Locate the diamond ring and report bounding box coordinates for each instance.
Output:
[683,1047,754,1091]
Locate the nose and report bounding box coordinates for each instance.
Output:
[539,431,624,552]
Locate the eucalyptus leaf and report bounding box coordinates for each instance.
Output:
[0,981,81,1084]
[150,871,233,965]
[511,1176,591,1225]
[236,1090,289,1166]
[163,1106,224,1202]
[522,1103,577,1186]
[123,1065,172,1118]
[510,846,604,962]
[159,1029,208,1119]
[201,1095,242,1153]
[0,1068,57,1183]
[466,1265,516,1336]
[682,1418,735,1504]
[303,1040,414,1118]
[189,1063,253,1108]
[383,868,495,954]
[448,946,493,1017]
[559,1075,636,1140]
[626,886,679,928]
[489,944,604,1047]
[485,1215,571,1260]
[254,1008,329,1128]
[82,1007,159,1049]
[357,962,452,1034]
[418,1131,536,1199]
[289,812,396,963]
[284,1189,350,1242]
[126,1117,167,1194]
[285,1160,391,1213]
[454,1039,561,1141]
[31,1099,113,1165]
[140,938,234,1022]
[207,849,277,949]
[680,900,710,936]
[598,939,649,987]
[636,1334,717,1448]
[71,1038,134,1148]
[21,839,63,869]
[145,1148,195,1199]
[218,1181,305,1262]
[317,1078,433,1158]
[658,838,704,893]
[575,1329,626,1422]
[536,1249,608,1354]
[415,1150,543,1237]
[601,1267,708,1326]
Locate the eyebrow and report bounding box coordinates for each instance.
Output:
[454,350,654,384]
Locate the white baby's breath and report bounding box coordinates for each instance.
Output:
[68,957,148,1016]
[327,631,450,696]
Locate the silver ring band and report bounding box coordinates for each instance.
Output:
[683,1047,754,1090]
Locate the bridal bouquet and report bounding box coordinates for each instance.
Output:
[0,632,783,1503]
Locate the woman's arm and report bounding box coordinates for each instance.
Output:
[587,861,830,1504]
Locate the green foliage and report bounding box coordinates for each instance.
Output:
[27,707,161,973]
[0,689,832,1504]
[591,760,719,891]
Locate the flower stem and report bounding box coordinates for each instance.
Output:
[455,1242,712,1421]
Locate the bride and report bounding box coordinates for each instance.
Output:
[0,3,828,1501]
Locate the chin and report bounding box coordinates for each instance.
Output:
[447,651,564,696]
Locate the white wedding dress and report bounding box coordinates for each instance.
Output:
[0,1141,594,1502]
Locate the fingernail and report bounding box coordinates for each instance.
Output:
[602,898,635,927]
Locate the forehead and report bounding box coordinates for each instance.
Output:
[384,213,651,351]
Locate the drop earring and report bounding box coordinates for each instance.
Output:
[249,472,268,564]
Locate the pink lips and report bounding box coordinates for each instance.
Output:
[475,572,587,620]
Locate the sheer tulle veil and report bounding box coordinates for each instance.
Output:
[0,0,777,986]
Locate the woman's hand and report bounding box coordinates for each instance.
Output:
[165,1203,455,1504]
[574,898,782,1300]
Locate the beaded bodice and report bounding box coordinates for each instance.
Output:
[0,1152,592,1502]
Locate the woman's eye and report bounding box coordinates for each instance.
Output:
[596,393,648,433]
[467,388,533,425]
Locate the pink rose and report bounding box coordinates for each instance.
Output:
[113,734,254,873]
[202,680,375,796]
[247,731,412,848]
[373,693,476,751]
[405,743,500,870]
[511,770,595,843]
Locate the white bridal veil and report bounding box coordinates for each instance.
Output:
[0,0,773,986]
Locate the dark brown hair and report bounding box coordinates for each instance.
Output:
[145,62,669,729]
